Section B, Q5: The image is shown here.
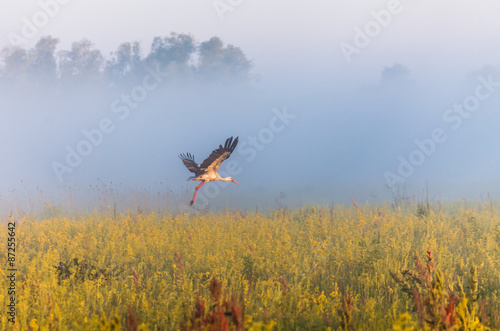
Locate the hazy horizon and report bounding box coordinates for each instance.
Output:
[2,1,500,214]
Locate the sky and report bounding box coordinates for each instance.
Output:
[1,1,500,212]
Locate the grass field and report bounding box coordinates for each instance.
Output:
[1,200,500,330]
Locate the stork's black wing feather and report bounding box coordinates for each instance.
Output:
[199,136,239,173]
[178,153,200,174]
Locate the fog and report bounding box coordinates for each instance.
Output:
[2,1,500,213]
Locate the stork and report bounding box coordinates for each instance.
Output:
[179,136,239,206]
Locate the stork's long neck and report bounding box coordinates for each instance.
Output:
[214,173,230,181]
[215,174,238,185]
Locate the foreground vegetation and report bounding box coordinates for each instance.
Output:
[1,201,500,330]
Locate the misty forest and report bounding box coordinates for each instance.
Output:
[1,33,257,212]
[1,34,252,87]
[3,34,500,213]
[1,26,500,330]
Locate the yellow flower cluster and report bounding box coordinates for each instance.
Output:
[0,201,498,329]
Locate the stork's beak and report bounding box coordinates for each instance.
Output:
[231,179,239,185]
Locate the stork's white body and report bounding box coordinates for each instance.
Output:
[179,137,239,206]
[191,172,220,182]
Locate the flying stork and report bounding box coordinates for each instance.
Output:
[179,136,239,206]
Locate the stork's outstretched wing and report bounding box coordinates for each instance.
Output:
[178,153,200,174]
[199,136,239,173]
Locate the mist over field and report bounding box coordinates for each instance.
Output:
[3,3,500,328]
[2,1,500,213]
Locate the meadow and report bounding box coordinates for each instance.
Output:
[1,199,499,330]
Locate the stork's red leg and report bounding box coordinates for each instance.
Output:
[190,182,205,206]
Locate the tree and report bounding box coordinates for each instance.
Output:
[105,41,142,82]
[197,36,252,83]
[0,46,29,85]
[58,39,104,82]
[380,63,411,87]
[145,33,196,77]
[29,35,59,83]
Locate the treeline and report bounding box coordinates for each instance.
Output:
[0,33,252,89]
